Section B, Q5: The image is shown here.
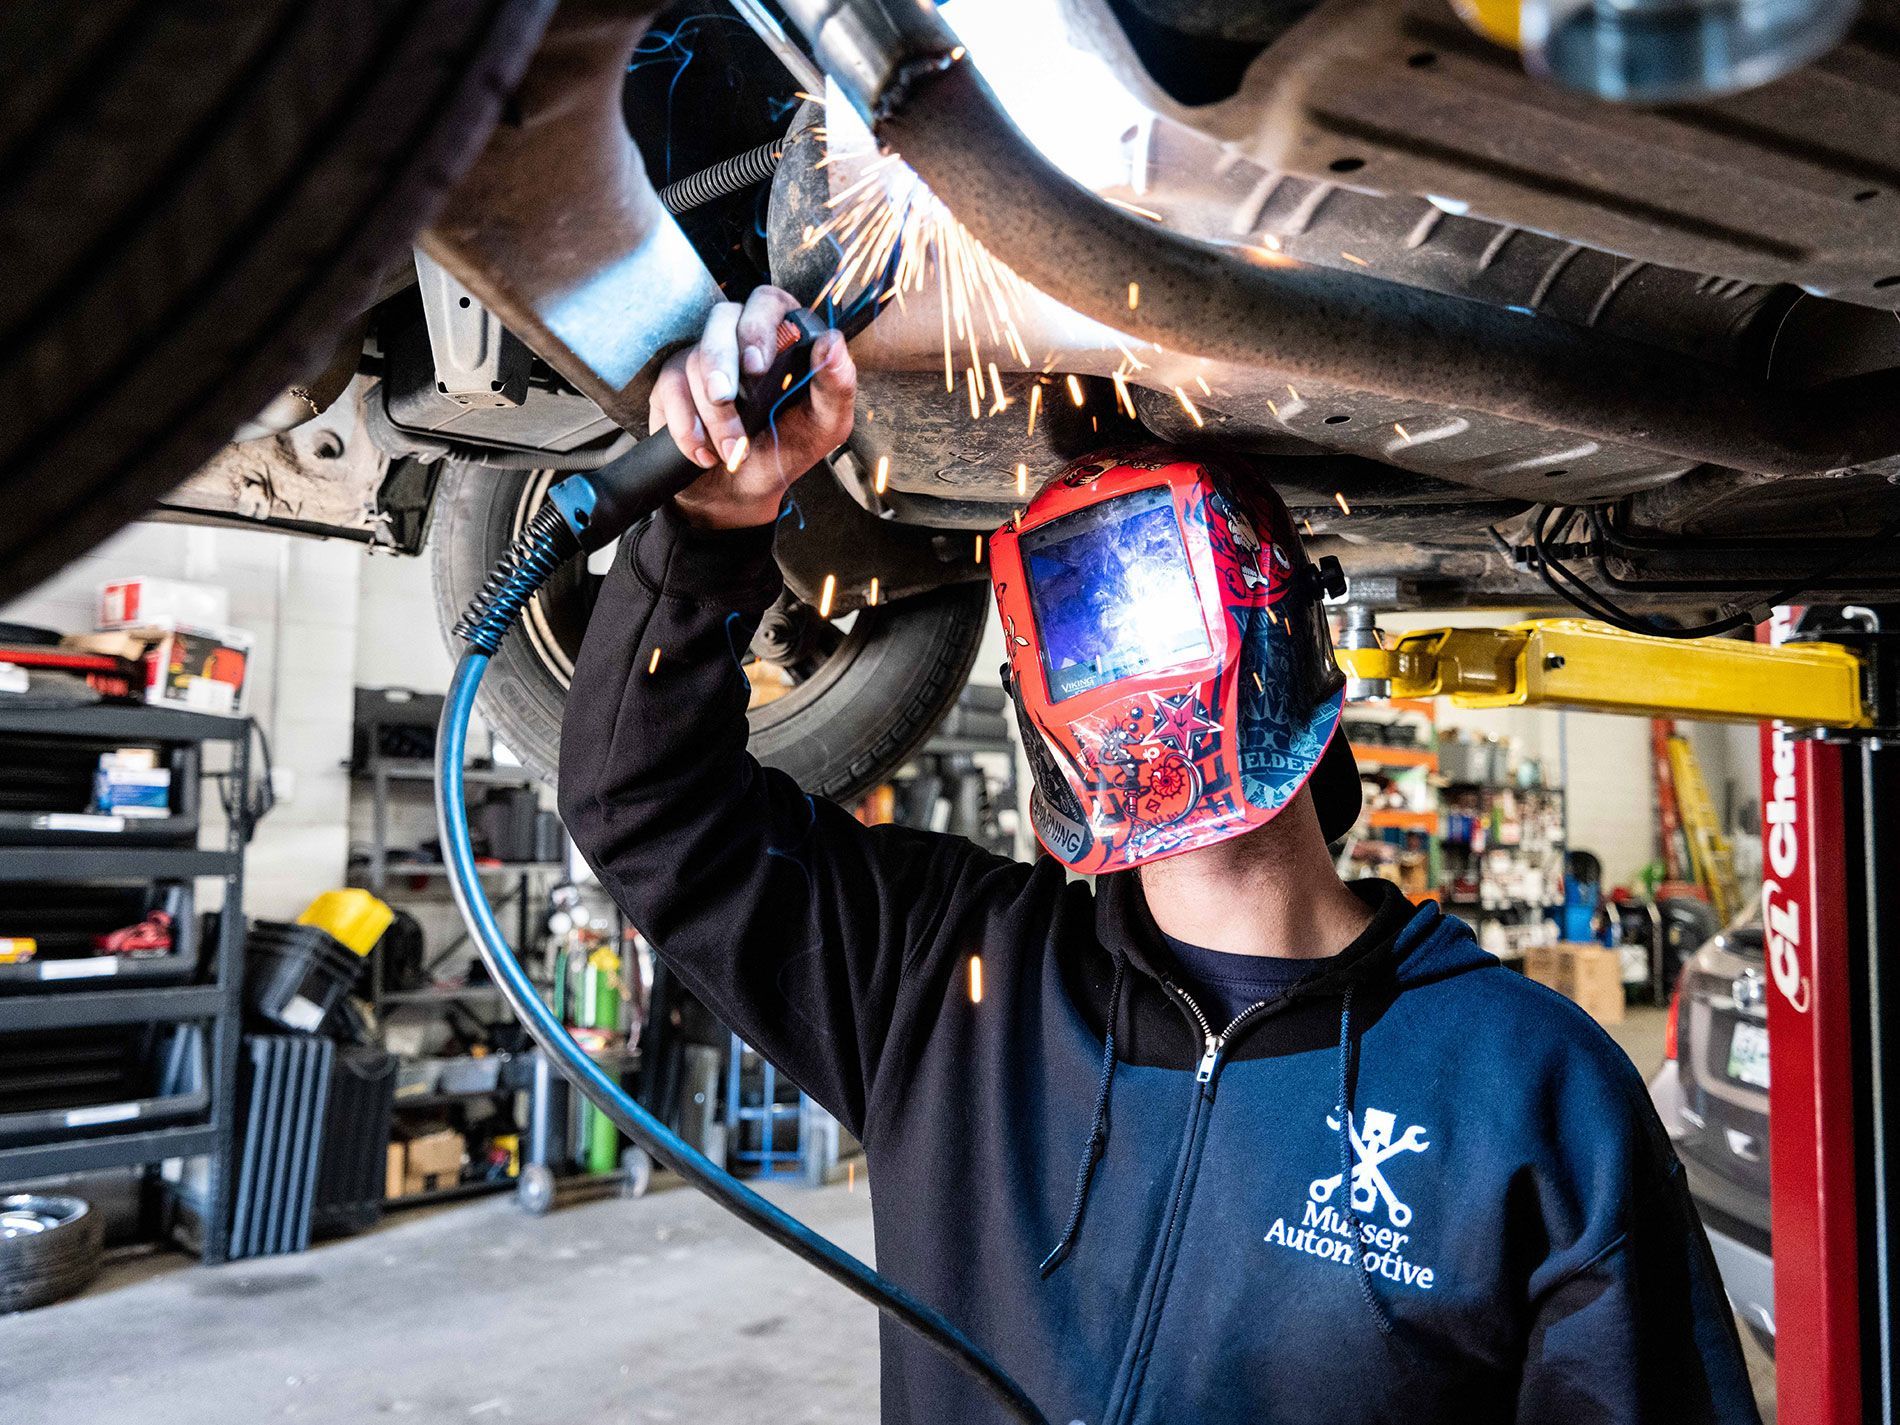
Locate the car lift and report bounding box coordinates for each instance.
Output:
[1338,612,1899,1425]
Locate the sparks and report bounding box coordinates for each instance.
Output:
[1302,517,1315,536]
[1253,669,1265,692]
[967,954,985,1004]
[1105,196,1164,222]
[1066,374,1085,407]
[974,533,985,562]
[1334,491,1353,515]
[1394,423,1411,442]
[1173,386,1204,428]
[1267,398,1281,420]
[848,1160,857,1192]
[874,454,890,495]
[819,573,837,618]
[724,435,749,473]
[1194,375,1212,396]
[1027,383,1043,436]
[1127,281,1140,310]
[1261,233,1283,251]
[988,361,1007,413]
[967,366,981,419]
[1245,242,1298,269]
[1340,251,1370,267]
[806,141,1041,424]
[867,576,880,606]
[1112,368,1138,420]
[647,647,663,675]
[1015,462,1028,497]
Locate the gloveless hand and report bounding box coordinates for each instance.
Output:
[650,285,858,530]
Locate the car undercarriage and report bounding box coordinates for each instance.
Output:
[12,0,1900,794]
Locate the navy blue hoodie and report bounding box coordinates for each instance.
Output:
[560,503,1761,1425]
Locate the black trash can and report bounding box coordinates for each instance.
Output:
[244,922,361,1034]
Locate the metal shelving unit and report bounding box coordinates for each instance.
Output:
[349,689,571,1209]
[0,702,250,1263]
[350,691,562,1012]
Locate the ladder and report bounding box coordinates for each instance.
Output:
[1664,729,1741,924]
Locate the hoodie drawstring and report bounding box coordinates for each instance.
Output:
[1336,984,1395,1336]
[1040,958,1126,1277]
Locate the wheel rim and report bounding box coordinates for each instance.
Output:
[0,1194,85,1240]
[508,472,871,723]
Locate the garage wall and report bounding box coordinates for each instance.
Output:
[355,548,456,694]
[1,522,361,918]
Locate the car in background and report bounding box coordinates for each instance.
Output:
[1650,918,1774,1354]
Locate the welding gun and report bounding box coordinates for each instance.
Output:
[456,306,829,662]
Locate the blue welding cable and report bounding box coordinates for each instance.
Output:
[435,649,1049,1425]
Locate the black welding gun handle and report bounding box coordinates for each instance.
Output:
[454,308,828,654]
[551,307,829,555]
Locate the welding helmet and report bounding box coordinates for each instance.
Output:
[989,452,1359,874]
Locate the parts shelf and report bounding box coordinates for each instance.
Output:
[0,701,251,1264]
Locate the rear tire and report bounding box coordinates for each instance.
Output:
[429,464,991,801]
[0,0,558,600]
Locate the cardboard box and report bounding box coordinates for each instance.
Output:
[99,576,228,632]
[144,622,252,714]
[397,1128,464,1196]
[1526,943,1625,1025]
[93,757,173,817]
[64,622,254,714]
[385,1142,405,1201]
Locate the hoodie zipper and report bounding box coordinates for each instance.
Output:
[1103,983,1285,1425]
[1173,982,1278,1088]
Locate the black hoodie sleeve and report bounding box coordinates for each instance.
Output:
[557,502,995,1139]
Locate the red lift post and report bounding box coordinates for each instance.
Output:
[1762,607,1897,1425]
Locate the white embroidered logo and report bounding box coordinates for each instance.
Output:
[1308,1107,1430,1227]
[1265,1105,1438,1291]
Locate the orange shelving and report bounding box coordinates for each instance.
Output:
[1367,808,1439,834]
[1354,746,1438,772]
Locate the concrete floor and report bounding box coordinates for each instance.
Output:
[3,1179,881,1425]
[3,1003,1772,1424]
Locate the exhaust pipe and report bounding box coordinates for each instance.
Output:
[775,0,1900,480]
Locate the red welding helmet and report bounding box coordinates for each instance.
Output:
[989,451,1360,874]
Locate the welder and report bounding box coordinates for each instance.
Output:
[559,286,1760,1424]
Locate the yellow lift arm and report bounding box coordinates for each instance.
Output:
[1335,617,1872,730]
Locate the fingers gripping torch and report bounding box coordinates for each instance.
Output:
[433,310,1050,1425]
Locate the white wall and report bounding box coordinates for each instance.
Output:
[2,522,361,918]
[354,548,456,694]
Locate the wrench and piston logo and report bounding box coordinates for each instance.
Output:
[1310,1108,1430,1227]
[1264,1105,1439,1291]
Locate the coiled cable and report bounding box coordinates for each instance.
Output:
[659,139,784,214]
[452,502,579,656]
